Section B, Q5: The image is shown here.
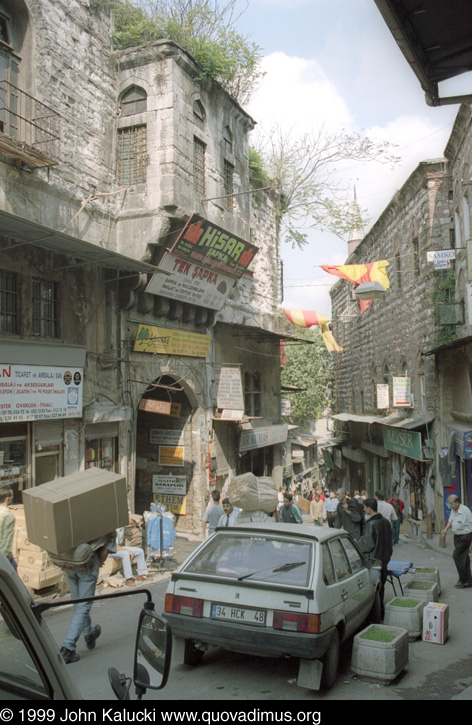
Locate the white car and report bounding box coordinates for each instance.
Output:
[164,522,381,691]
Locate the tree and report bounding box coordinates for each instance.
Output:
[253,124,400,248]
[281,327,334,429]
[111,0,264,105]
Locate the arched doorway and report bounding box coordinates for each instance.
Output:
[135,375,197,532]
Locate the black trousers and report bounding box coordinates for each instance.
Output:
[453,533,472,583]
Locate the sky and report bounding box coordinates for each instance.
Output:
[233,0,467,318]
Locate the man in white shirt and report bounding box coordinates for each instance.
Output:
[441,495,472,588]
[202,490,224,537]
[218,498,240,528]
[375,491,398,523]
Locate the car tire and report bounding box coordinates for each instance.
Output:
[368,589,382,625]
[183,638,204,666]
[320,628,339,689]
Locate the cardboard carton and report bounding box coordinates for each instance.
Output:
[422,602,449,644]
[22,468,128,555]
[19,565,62,591]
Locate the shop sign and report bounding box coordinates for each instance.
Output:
[139,399,172,416]
[427,249,455,269]
[134,324,211,358]
[0,364,83,422]
[152,475,187,495]
[281,399,292,416]
[158,446,185,466]
[239,423,288,453]
[150,429,185,446]
[153,493,186,515]
[146,253,236,310]
[392,377,411,407]
[382,426,423,461]
[376,384,389,409]
[220,409,244,420]
[170,213,259,279]
[215,367,244,410]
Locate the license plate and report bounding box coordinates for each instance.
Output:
[211,603,267,626]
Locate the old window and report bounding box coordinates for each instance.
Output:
[193,136,206,196]
[412,237,420,276]
[223,159,234,213]
[118,125,147,185]
[223,125,233,153]
[395,253,402,291]
[120,86,147,117]
[193,100,205,130]
[244,372,262,417]
[463,193,470,241]
[32,278,58,338]
[0,270,18,333]
[0,12,20,137]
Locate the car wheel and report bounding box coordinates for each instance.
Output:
[368,589,382,624]
[183,638,204,666]
[320,628,340,689]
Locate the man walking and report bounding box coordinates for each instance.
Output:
[440,495,472,588]
[218,498,240,527]
[334,488,364,540]
[278,492,303,524]
[358,498,393,618]
[310,491,325,526]
[387,492,405,545]
[203,489,224,536]
[323,491,339,528]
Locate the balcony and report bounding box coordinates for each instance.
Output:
[0,81,59,168]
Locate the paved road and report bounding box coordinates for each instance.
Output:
[42,532,472,702]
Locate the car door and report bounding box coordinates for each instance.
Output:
[326,537,360,636]
[339,536,374,628]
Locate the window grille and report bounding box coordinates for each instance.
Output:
[118,125,147,185]
[193,136,206,196]
[32,278,58,338]
[0,270,18,333]
[223,159,234,212]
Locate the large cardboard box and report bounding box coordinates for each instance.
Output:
[22,468,128,555]
[422,602,449,644]
[19,565,62,591]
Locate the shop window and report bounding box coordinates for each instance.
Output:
[120,85,147,117]
[193,136,206,196]
[244,372,262,417]
[118,125,147,185]
[0,270,19,333]
[86,437,118,472]
[238,445,273,477]
[32,278,58,338]
[0,433,28,501]
[223,159,234,213]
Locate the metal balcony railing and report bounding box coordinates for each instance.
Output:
[0,80,59,168]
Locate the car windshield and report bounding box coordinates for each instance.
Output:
[184,534,313,586]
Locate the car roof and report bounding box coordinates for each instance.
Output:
[215,522,346,543]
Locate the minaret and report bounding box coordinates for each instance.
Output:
[347,186,364,258]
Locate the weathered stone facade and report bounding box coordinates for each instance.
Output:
[0,0,287,534]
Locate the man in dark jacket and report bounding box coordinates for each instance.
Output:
[334,488,364,540]
[358,498,393,618]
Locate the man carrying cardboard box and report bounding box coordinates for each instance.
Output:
[50,532,116,664]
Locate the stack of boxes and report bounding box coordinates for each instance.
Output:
[11,505,63,591]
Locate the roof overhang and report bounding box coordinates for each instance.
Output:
[374,0,472,106]
[228,323,315,345]
[0,209,165,277]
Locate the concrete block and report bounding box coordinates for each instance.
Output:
[351,624,409,683]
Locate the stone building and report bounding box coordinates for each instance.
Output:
[329,157,451,528]
[0,0,289,534]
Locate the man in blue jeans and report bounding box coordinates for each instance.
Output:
[60,533,115,664]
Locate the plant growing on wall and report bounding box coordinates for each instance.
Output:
[432,268,456,347]
[281,327,333,428]
[110,0,263,104]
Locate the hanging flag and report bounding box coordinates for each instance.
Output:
[282,309,343,352]
[320,260,390,312]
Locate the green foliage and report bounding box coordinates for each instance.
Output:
[281,327,333,428]
[248,146,270,189]
[111,1,263,104]
[253,125,400,248]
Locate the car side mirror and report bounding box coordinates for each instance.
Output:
[133,608,172,697]
[109,606,172,700]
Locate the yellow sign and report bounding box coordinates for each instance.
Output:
[154,493,187,515]
[158,446,184,466]
[134,324,211,358]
